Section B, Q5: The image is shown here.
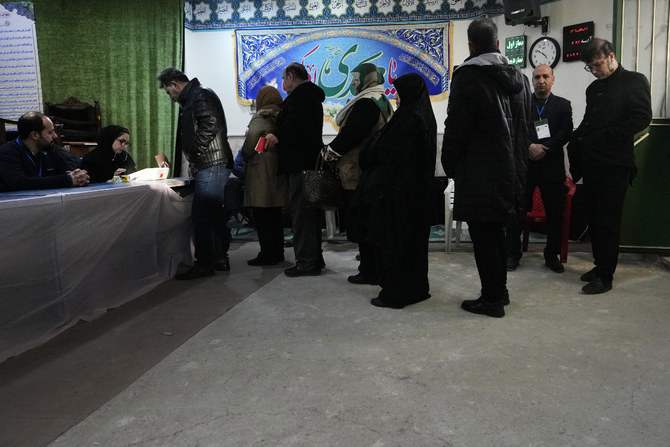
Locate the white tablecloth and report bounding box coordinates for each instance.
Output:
[0,182,192,362]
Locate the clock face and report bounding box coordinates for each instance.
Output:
[530,37,561,68]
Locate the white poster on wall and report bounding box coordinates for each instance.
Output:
[0,2,42,130]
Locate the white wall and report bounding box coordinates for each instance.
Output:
[185,0,613,140]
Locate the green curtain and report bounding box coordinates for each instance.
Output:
[31,0,183,170]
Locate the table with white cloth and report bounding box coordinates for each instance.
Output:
[0,180,193,362]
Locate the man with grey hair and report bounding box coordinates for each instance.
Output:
[567,38,652,294]
[441,17,533,318]
[265,62,326,277]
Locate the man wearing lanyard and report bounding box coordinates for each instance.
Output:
[506,64,573,273]
[0,111,89,191]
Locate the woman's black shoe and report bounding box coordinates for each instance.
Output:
[347,274,379,285]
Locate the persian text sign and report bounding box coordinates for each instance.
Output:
[0,2,41,126]
[235,24,450,118]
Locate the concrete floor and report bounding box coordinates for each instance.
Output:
[1,240,669,447]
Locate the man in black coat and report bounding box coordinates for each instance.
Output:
[506,64,573,273]
[441,18,533,318]
[158,68,235,279]
[265,63,326,277]
[0,112,89,191]
[568,38,652,294]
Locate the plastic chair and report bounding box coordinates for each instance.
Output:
[522,176,576,263]
[443,179,463,252]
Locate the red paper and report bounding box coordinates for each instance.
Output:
[255,137,266,152]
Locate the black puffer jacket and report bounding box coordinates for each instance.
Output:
[177,78,233,173]
[442,52,533,224]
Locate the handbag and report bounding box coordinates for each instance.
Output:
[301,153,342,210]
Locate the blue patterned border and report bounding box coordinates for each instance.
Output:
[235,23,450,121]
[186,0,558,30]
[0,2,35,21]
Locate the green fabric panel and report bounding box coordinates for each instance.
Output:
[620,120,670,250]
[32,0,183,170]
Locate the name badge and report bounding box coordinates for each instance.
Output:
[535,119,551,139]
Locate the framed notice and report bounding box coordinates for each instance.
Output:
[0,2,42,128]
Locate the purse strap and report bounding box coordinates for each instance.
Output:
[314,148,326,171]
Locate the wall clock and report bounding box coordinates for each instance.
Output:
[529,36,561,69]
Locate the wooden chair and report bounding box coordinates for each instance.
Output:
[522,176,577,263]
[45,97,101,145]
[1,117,19,144]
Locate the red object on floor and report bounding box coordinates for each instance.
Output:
[522,177,576,263]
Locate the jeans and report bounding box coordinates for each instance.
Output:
[191,164,231,267]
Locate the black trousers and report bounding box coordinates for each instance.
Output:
[288,172,323,268]
[468,221,508,303]
[506,173,566,261]
[251,207,284,261]
[344,190,378,279]
[583,163,632,282]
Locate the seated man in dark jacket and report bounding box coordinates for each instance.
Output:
[0,111,89,192]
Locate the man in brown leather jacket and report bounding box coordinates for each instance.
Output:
[158,68,234,280]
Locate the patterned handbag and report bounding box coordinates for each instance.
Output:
[301,153,342,210]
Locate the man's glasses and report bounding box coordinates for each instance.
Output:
[116,138,131,147]
[584,57,607,72]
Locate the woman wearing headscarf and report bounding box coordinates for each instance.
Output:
[241,86,288,265]
[80,125,136,183]
[324,63,394,285]
[357,73,437,309]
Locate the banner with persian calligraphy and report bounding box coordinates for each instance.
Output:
[187,0,559,30]
[0,2,41,128]
[235,24,450,120]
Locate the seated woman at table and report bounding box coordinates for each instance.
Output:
[80,125,136,183]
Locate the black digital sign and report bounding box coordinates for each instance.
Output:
[563,21,595,62]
